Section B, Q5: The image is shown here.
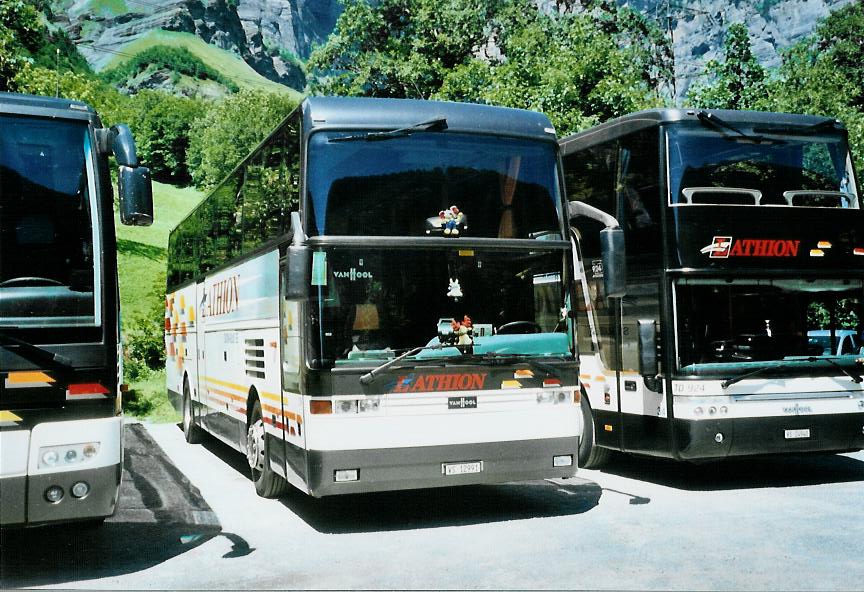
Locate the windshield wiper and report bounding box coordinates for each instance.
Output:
[720,361,794,389]
[697,111,769,143]
[329,117,448,143]
[359,343,453,385]
[0,329,74,373]
[806,356,863,384]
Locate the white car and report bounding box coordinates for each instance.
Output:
[807,329,863,356]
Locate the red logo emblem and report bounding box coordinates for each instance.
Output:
[700,236,733,258]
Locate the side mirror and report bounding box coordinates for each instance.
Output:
[637,319,659,377]
[283,245,310,300]
[118,166,153,226]
[111,124,139,167]
[600,227,626,298]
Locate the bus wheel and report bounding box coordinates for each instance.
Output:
[246,400,288,498]
[182,376,203,444]
[578,392,611,469]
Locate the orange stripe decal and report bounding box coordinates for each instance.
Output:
[8,371,55,384]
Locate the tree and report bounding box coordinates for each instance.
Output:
[762,2,864,160]
[688,23,768,110]
[438,10,661,135]
[187,89,299,190]
[126,91,207,184]
[308,0,506,99]
[309,0,667,137]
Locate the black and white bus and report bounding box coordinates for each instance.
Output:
[0,92,153,526]
[166,97,625,497]
[561,108,864,467]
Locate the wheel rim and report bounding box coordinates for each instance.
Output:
[182,383,192,433]
[246,418,266,475]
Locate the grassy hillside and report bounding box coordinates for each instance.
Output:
[115,181,204,421]
[104,30,302,99]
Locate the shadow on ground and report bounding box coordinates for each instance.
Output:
[197,427,603,534]
[599,450,864,491]
[0,424,224,587]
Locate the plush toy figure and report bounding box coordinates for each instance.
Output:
[446,278,463,299]
[451,314,474,345]
[443,205,464,236]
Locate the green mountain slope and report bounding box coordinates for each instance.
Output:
[105,30,301,99]
[115,181,204,421]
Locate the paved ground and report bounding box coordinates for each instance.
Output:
[2,421,863,590]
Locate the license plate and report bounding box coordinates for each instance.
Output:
[442,461,483,476]
[785,428,811,439]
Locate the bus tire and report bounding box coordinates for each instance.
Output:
[578,392,611,469]
[246,400,288,498]
[182,376,204,444]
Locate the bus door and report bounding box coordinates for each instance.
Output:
[198,279,235,444]
[278,259,307,490]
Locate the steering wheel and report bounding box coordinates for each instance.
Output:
[0,277,64,288]
[496,321,542,335]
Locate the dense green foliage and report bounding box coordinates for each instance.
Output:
[0,0,90,90]
[126,90,208,184]
[308,0,670,136]
[187,89,300,190]
[688,23,768,111]
[101,45,240,92]
[686,3,864,160]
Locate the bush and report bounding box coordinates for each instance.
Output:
[123,277,166,381]
[101,45,239,92]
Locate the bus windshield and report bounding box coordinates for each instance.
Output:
[0,116,99,326]
[668,125,860,208]
[306,132,561,238]
[309,246,570,365]
[675,278,864,377]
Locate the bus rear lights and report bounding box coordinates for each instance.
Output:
[38,443,100,468]
[714,433,724,443]
[334,469,359,482]
[44,486,64,503]
[71,481,90,499]
[310,400,333,415]
[536,391,567,405]
[553,455,573,468]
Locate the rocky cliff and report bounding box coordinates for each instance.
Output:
[52,0,341,90]
[52,0,853,97]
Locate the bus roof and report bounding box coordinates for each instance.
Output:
[302,96,557,142]
[0,92,97,121]
[559,108,844,154]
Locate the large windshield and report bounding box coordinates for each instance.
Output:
[309,246,570,365]
[306,132,561,238]
[0,116,99,326]
[675,278,864,377]
[668,125,859,208]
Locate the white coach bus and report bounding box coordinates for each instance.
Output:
[165,97,626,497]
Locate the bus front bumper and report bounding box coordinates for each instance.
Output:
[305,436,579,497]
[675,412,864,460]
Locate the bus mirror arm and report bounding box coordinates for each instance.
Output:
[568,202,627,298]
